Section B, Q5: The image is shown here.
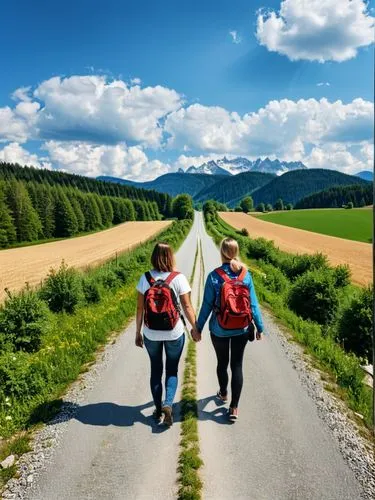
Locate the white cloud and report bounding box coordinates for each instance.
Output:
[317,82,330,87]
[256,0,374,62]
[0,142,51,169]
[304,142,371,174]
[33,75,182,147]
[11,86,32,102]
[43,141,169,181]
[0,102,40,143]
[130,77,142,85]
[229,31,241,44]
[165,98,374,173]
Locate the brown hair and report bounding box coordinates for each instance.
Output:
[220,237,247,274]
[151,242,175,272]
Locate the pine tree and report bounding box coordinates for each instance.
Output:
[102,197,114,225]
[5,180,42,242]
[0,182,16,247]
[54,187,79,237]
[133,200,146,221]
[67,191,86,232]
[83,193,102,230]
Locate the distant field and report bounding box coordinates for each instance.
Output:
[254,208,372,243]
[0,221,170,302]
[220,212,371,287]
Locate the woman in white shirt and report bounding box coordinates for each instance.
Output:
[136,242,198,426]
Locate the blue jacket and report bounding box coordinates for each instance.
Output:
[197,263,264,337]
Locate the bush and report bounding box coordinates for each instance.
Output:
[99,268,120,289]
[0,287,49,352]
[82,278,101,304]
[345,202,354,209]
[240,228,249,237]
[332,265,351,288]
[281,253,328,280]
[40,262,83,314]
[261,264,290,295]
[246,237,277,262]
[113,262,131,284]
[288,270,339,325]
[337,287,373,361]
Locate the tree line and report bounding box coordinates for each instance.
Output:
[0,179,164,248]
[0,162,173,216]
[295,184,373,209]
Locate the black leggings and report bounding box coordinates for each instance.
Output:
[210,333,248,408]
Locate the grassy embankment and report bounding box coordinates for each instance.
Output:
[0,218,192,488]
[204,210,373,431]
[254,208,372,243]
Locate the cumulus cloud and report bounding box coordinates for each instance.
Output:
[256,0,374,62]
[0,101,40,143]
[304,142,371,174]
[42,141,169,180]
[229,31,241,44]
[165,98,373,173]
[33,75,182,147]
[0,142,51,169]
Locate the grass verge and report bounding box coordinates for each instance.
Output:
[177,241,203,500]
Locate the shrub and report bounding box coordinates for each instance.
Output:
[99,268,120,289]
[247,237,277,262]
[288,270,339,325]
[82,278,101,304]
[0,287,49,352]
[281,253,328,280]
[345,202,354,209]
[332,265,351,288]
[240,228,249,237]
[261,264,290,295]
[40,262,83,314]
[337,287,373,361]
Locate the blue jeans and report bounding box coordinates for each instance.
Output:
[144,334,185,410]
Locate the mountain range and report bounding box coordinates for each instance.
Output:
[183,157,307,176]
[355,171,373,182]
[99,167,370,208]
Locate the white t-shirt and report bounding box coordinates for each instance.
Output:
[136,270,191,341]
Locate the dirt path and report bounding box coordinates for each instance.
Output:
[220,212,372,286]
[0,221,171,302]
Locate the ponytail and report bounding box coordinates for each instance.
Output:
[220,238,247,274]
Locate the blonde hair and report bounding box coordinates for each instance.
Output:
[220,237,246,274]
[151,242,176,272]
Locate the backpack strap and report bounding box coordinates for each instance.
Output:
[145,271,155,286]
[215,268,231,283]
[164,271,180,286]
[238,267,247,282]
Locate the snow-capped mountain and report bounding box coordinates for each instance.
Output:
[186,160,231,176]
[182,157,307,176]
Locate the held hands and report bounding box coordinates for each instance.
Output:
[135,331,144,348]
[190,324,201,342]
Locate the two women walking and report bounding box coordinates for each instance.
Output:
[135,238,264,426]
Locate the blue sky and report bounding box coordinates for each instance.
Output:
[0,0,373,179]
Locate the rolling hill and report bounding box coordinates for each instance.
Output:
[251,169,371,206]
[98,173,225,197]
[355,171,373,182]
[194,171,275,206]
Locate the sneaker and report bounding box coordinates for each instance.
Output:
[228,407,239,422]
[216,390,228,404]
[152,409,162,423]
[162,405,173,427]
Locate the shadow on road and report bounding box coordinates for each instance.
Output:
[31,394,231,432]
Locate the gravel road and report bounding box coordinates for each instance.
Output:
[3,212,373,500]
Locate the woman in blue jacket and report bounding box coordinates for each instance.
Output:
[194,237,264,421]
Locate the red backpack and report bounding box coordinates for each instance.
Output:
[144,271,182,331]
[215,267,252,330]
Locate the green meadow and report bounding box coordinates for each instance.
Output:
[256,208,372,243]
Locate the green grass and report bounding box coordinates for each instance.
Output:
[255,208,372,243]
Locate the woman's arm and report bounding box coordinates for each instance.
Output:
[196,276,215,333]
[135,292,144,347]
[180,292,197,328]
[248,274,264,335]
